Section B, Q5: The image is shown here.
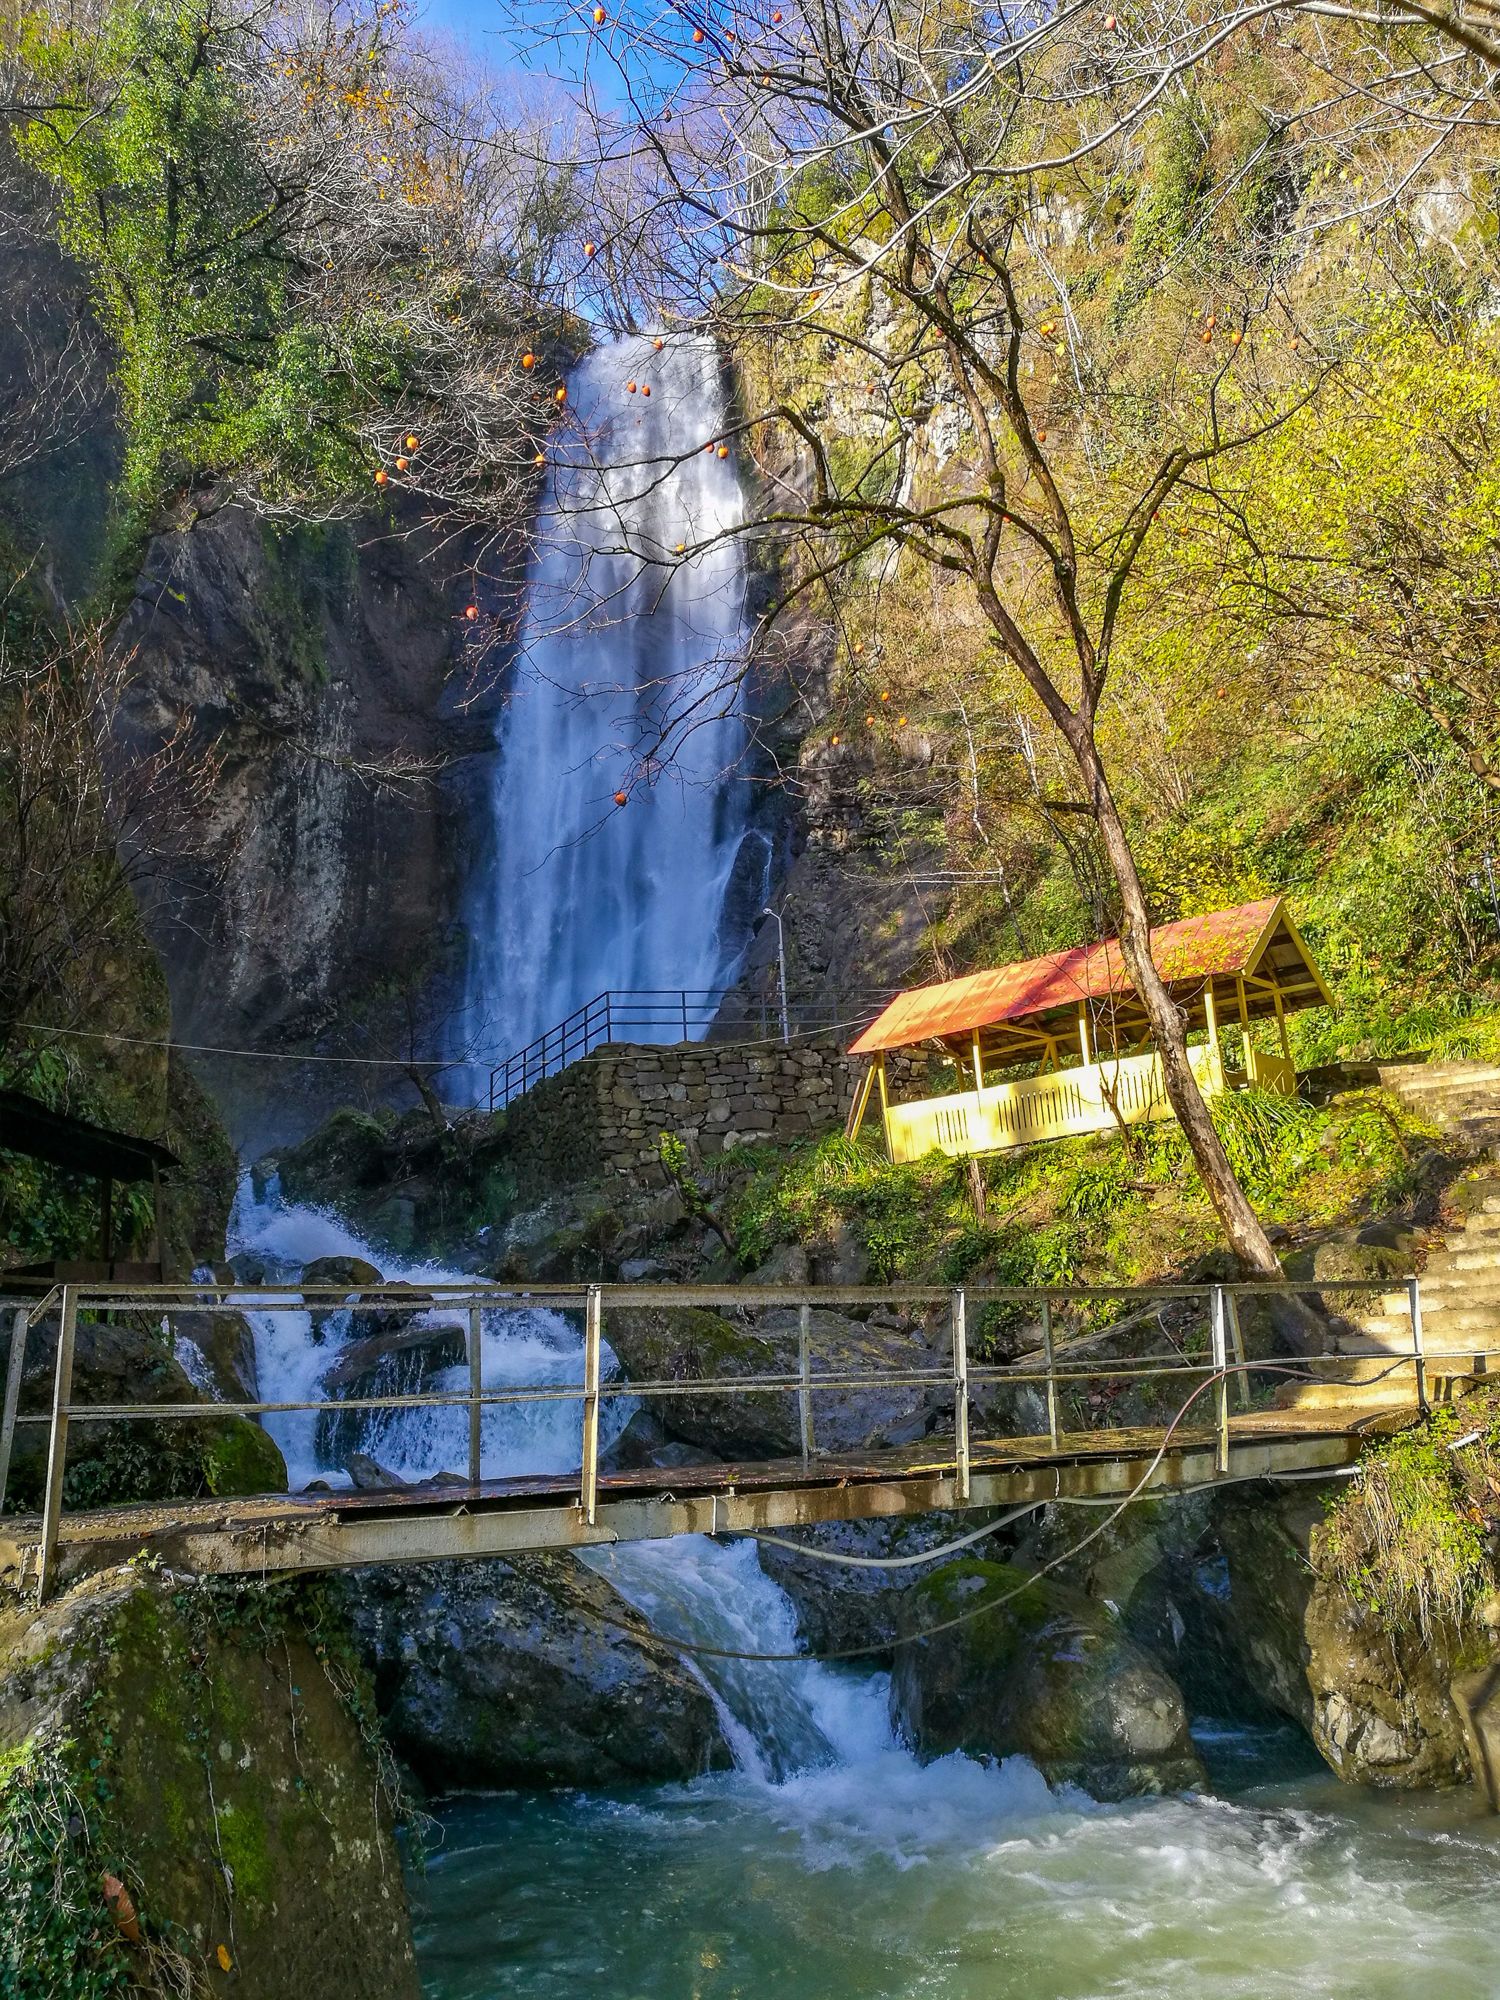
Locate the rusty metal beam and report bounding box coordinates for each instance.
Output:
[0,1429,1370,1587]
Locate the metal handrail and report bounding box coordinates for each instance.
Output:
[484,986,898,1110]
[0,1275,1433,1602]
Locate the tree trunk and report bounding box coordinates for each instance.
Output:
[409,1066,449,1137]
[1066,730,1289,1284]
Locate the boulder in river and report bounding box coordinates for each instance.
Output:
[168,1305,259,1403]
[602,1303,940,1459]
[1214,1485,1486,1789]
[754,1514,1012,1660]
[889,1558,1206,1799]
[342,1554,732,1790]
[1,1310,285,1514]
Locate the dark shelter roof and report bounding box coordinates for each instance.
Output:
[849,897,1333,1060]
[0,1089,178,1182]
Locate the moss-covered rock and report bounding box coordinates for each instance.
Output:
[604,1303,938,1458]
[341,1555,731,1790]
[1213,1481,1490,1789]
[1,1312,286,1513]
[889,1558,1206,1799]
[755,1514,1012,1659]
[0,1567,418,1998]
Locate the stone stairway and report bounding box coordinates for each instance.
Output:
[1376,1059,1500,1146]
[1293,1061,1500,1408]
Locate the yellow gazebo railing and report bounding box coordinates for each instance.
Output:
[881,1042,1295,1165]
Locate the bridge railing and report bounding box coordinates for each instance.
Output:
[0,1276,1431,1600]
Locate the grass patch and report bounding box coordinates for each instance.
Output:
[1316,1390,1500,1641]
[725,1086,1435,1299]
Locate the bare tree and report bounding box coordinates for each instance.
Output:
[500,0,1487,1274]
[0,597,224,1053]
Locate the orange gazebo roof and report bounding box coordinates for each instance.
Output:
[849,897,1331,1058]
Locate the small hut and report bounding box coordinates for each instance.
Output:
[845,896,1332,1163]
[0,1088,178,1280]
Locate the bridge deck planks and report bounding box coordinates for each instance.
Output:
[0,1401,1411,1563]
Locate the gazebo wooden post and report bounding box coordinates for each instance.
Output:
[1272,986,1293,1063]
[1203,980,1222,1081]
[1235,973,1253,1083]
[971,1033,985,1096]
[1076,1003,1093,1068]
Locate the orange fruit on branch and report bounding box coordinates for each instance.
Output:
[405,434,419,450]
[554,385,568,403]
[521,351,537,369]
[692,24,704,39]
[613,789,629,805]
[465,604,479,620]
[374,468,389,484]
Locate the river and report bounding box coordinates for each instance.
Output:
[412,1738,1500,2000]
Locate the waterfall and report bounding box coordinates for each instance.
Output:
[225,335,848,1782]
[459,333,755,1074]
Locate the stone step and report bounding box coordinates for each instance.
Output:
[1381,1063,1500,1085]
[1421,1248,1500,1273]
[1371,1281,1500,1314]
[1345,1312,1500,1350]
[1390,1082,1500,1096]
[1279,1381,1420,1411]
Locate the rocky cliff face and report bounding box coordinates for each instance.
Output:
[116,507,524,1155]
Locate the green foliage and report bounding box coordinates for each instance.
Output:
[731,1132,974,1279]
[728,1084,1429,1294]
[0,1738,132,1998]
[0,1048,154,1265]
[15,0,418,516]
[1109,94,1210,326]
[1317,1391,1500,1640]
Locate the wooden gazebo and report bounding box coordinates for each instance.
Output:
[0,1088,178,1281]
[845,896,1333,1163]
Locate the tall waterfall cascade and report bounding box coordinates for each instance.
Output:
[459,333,758,1072]
[225,334,835,1777]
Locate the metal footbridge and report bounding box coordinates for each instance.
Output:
[0,1277,1431,1601]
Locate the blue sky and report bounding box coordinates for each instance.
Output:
[417,0,508,55]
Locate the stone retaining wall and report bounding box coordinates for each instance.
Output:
[500,1040,897,1199]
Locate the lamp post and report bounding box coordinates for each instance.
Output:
[761,905,790,1045]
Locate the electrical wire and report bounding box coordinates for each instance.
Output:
[7,1009,883,1073]
[740,1460,1358,1571]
